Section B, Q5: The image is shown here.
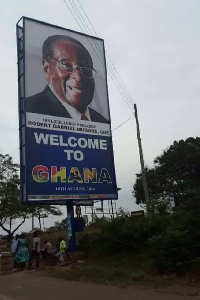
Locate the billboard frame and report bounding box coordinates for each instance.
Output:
[17,16,118,205]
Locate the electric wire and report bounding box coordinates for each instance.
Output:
[112,115,134,132]
[63,0,135,132]
[70,0,134,110]
[63,0,135,112]
[68,0,134,112]
[75,0,135,107]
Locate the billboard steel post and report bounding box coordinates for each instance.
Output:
[66,203,76,252]
[32,213,34,230]
[111,199,114,219]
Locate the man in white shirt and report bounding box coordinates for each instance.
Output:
[11,234,19,254]
[29,231,40,269]
[26,35,109,124]
[11,234,19,269]
[42,240,54,266]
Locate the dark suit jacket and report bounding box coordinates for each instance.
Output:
[26,86,110,124]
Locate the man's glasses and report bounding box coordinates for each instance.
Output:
[50,57,96,78]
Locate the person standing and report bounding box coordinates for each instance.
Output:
[15,234,29,271]
[11,234,19,254]
[55,237,67,263]
[75,205,81,217]
[42,240,54,266]
[29,231,40,269]
[11,234,19,269]
[59,237,67,261]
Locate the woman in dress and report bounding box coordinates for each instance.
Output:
[15,233,30,271]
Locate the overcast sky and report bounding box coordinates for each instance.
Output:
[1,0,200,234]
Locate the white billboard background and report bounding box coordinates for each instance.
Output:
[24,19,110,120]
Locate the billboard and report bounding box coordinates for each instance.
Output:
[17,17,118,204]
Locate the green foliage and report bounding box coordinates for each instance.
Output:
[79,208,200,275]
[148,209,200,274]
[48,218,67,232]
[148,230,190,274]
[30,205,62,229]
[87,215,110,230]
[133,137,200,211]
[80,213,168,256]
[129,137,200,273]
[48,264,147,286]
[0,153,31,238]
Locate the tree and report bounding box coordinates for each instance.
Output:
[30,205,62,229]
[133,137,200,212]
[0,153,31,238]
[47,218,67,232]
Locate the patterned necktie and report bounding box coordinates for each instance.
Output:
[81,114,89,121]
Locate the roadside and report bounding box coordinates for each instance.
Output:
[0,272,198,300]
[43,260,200,298]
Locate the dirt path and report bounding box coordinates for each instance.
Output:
[0,272,198,300]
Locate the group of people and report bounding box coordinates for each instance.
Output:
[11,231,67,271]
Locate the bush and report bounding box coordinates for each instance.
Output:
[147,209,200,274]
[148,229,190,274]
[79,209,200,275]
[80,214,170,256]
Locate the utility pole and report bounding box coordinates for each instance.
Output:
[134,104,150,213]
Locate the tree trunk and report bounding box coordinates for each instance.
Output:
[12,217,26,236]
[0,216,26,240]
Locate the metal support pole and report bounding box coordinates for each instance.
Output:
[32,213,34,230]
[101,200,105,218]
[134,104,150,213]
[108,200,111,214]
[91,207,94,223]
[114,200,117,217]
[111,200,114,219]
[66,202,76,253]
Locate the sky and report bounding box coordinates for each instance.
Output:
[0,0,200,234]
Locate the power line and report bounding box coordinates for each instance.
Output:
[63,0,135,112]
[70,0,135,109]
[63,0,136,135]
[112,115,134,133]
[75,0,135,107]
[68,0,134,112]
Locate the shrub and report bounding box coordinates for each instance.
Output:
[79,209,200,275]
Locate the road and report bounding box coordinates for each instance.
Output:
[0,272,198,300]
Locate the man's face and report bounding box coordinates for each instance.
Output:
[44,40,95,114]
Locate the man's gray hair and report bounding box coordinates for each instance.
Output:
[42,35,91,62]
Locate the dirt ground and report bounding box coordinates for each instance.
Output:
[0,271,199,300]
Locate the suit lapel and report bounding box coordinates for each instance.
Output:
[43,86,72,118]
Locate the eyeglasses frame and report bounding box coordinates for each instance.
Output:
[48,56,97,78]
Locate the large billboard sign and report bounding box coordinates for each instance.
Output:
[17,17,118,203]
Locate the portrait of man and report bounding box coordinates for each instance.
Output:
[26,35,109,124]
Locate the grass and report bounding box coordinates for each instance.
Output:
[44,257,179,288]
[45,264,146,287]
[3,225,200,296]
[42,256,200,297]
